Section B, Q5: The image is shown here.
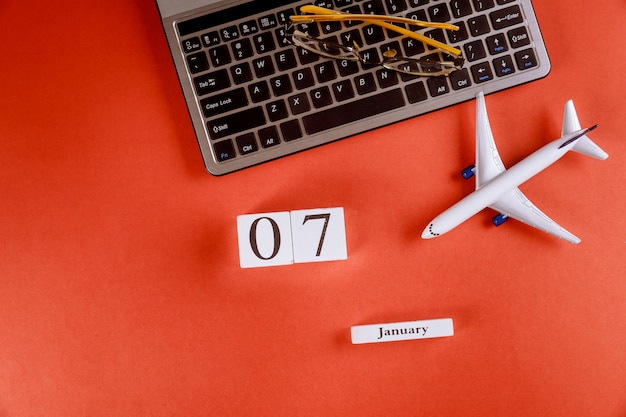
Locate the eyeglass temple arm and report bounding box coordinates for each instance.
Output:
[293,5,462,57]
[294,5,458,30]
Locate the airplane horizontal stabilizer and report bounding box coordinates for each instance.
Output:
[572,136,608,160]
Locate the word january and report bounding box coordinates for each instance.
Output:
[378,326,428,339]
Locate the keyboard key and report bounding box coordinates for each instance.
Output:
[252,56,275,78]
[280,120,303,142]
[447,21,469,43]
[182,37,202,53]
[311,86,334,108]
[254,32,276,54]
[239,20,259,36]
[407,9,428,25]
[295,47,320,65]
[468,15,491,36]
[288,93,311,115]
[464,40,487,62]
[220,26,239,42]
[515,48,538,70]
[214,140,236,162]
[450,68,472,90]
[270,74,293,96]
[292,68,316,89]
[186,52,209,74]
[208,45,232,67]
[428,4,451,22]
[450,0,473,18]
[402,37,426,56]
[193,69,231,96]
[490,5,524,30]
[275,49,298,71]
[493,55,516,77]
[200,88,248,118]
[508,26,531,48]
[208,107,266,140]
[472,0,495,11]
[405,81,428,103]
[236,132,259,155]
[302,89,405,135]
[340,29,364,48]
[331,80,355,102]
[266,99,289,122]
[376,69,399,89]
[231,38,254,60]
[314,61,338,83]
[363,0,386,15]
[363,25,386,45]
[354,73,377,95]
[314,0,334,9]
[248,81,271,103]
[231,62,253,84]
[386,0,408,13]
[258,14,278,30]
[335,0,356,7]
[259,126,281,148]
[201,31,220,47]
[337,59,360,77]
[427,77,450,97]
[235,133,259,155]
[471,61,494,83]
[424,29,447,51]
[486,33,508,54]
[276,9,295,25]
[320,21,342,34]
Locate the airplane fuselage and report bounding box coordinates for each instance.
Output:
[422,132,585,239]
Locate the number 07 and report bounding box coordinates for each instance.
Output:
[237,207,347,268]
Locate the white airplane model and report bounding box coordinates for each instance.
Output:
[422,92,608,244]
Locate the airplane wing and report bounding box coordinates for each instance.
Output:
[489,188,581,244]
[475,92,506,190]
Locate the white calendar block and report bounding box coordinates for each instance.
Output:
[290,207,347,263]
[237,211,293,268]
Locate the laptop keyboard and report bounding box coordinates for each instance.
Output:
[170,0,550,175]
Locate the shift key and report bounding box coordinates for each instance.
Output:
[207,107,266,140]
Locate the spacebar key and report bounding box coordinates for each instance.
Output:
[302,89,405,135]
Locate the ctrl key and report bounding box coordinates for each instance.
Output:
[213,139,236,162]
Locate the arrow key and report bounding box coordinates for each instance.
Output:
[470,61,494,83]
[486,33,508,55]
[515,48,538,70]
[493,55,516,77]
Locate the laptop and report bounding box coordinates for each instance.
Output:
[155,0,550,175]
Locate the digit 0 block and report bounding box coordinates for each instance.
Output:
[237,211,293,268]
[291,207,347,264]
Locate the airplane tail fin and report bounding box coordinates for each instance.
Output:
[562,100,608,160]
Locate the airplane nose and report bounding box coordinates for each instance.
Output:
[421,223,438,239]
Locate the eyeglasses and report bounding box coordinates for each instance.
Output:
[291,5,462,57]
[287,6,464,77]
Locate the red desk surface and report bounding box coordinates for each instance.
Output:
[1,1,624,416]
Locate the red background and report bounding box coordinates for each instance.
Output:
[1,0,624,416]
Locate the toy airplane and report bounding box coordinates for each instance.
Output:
[422,92,608,244]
